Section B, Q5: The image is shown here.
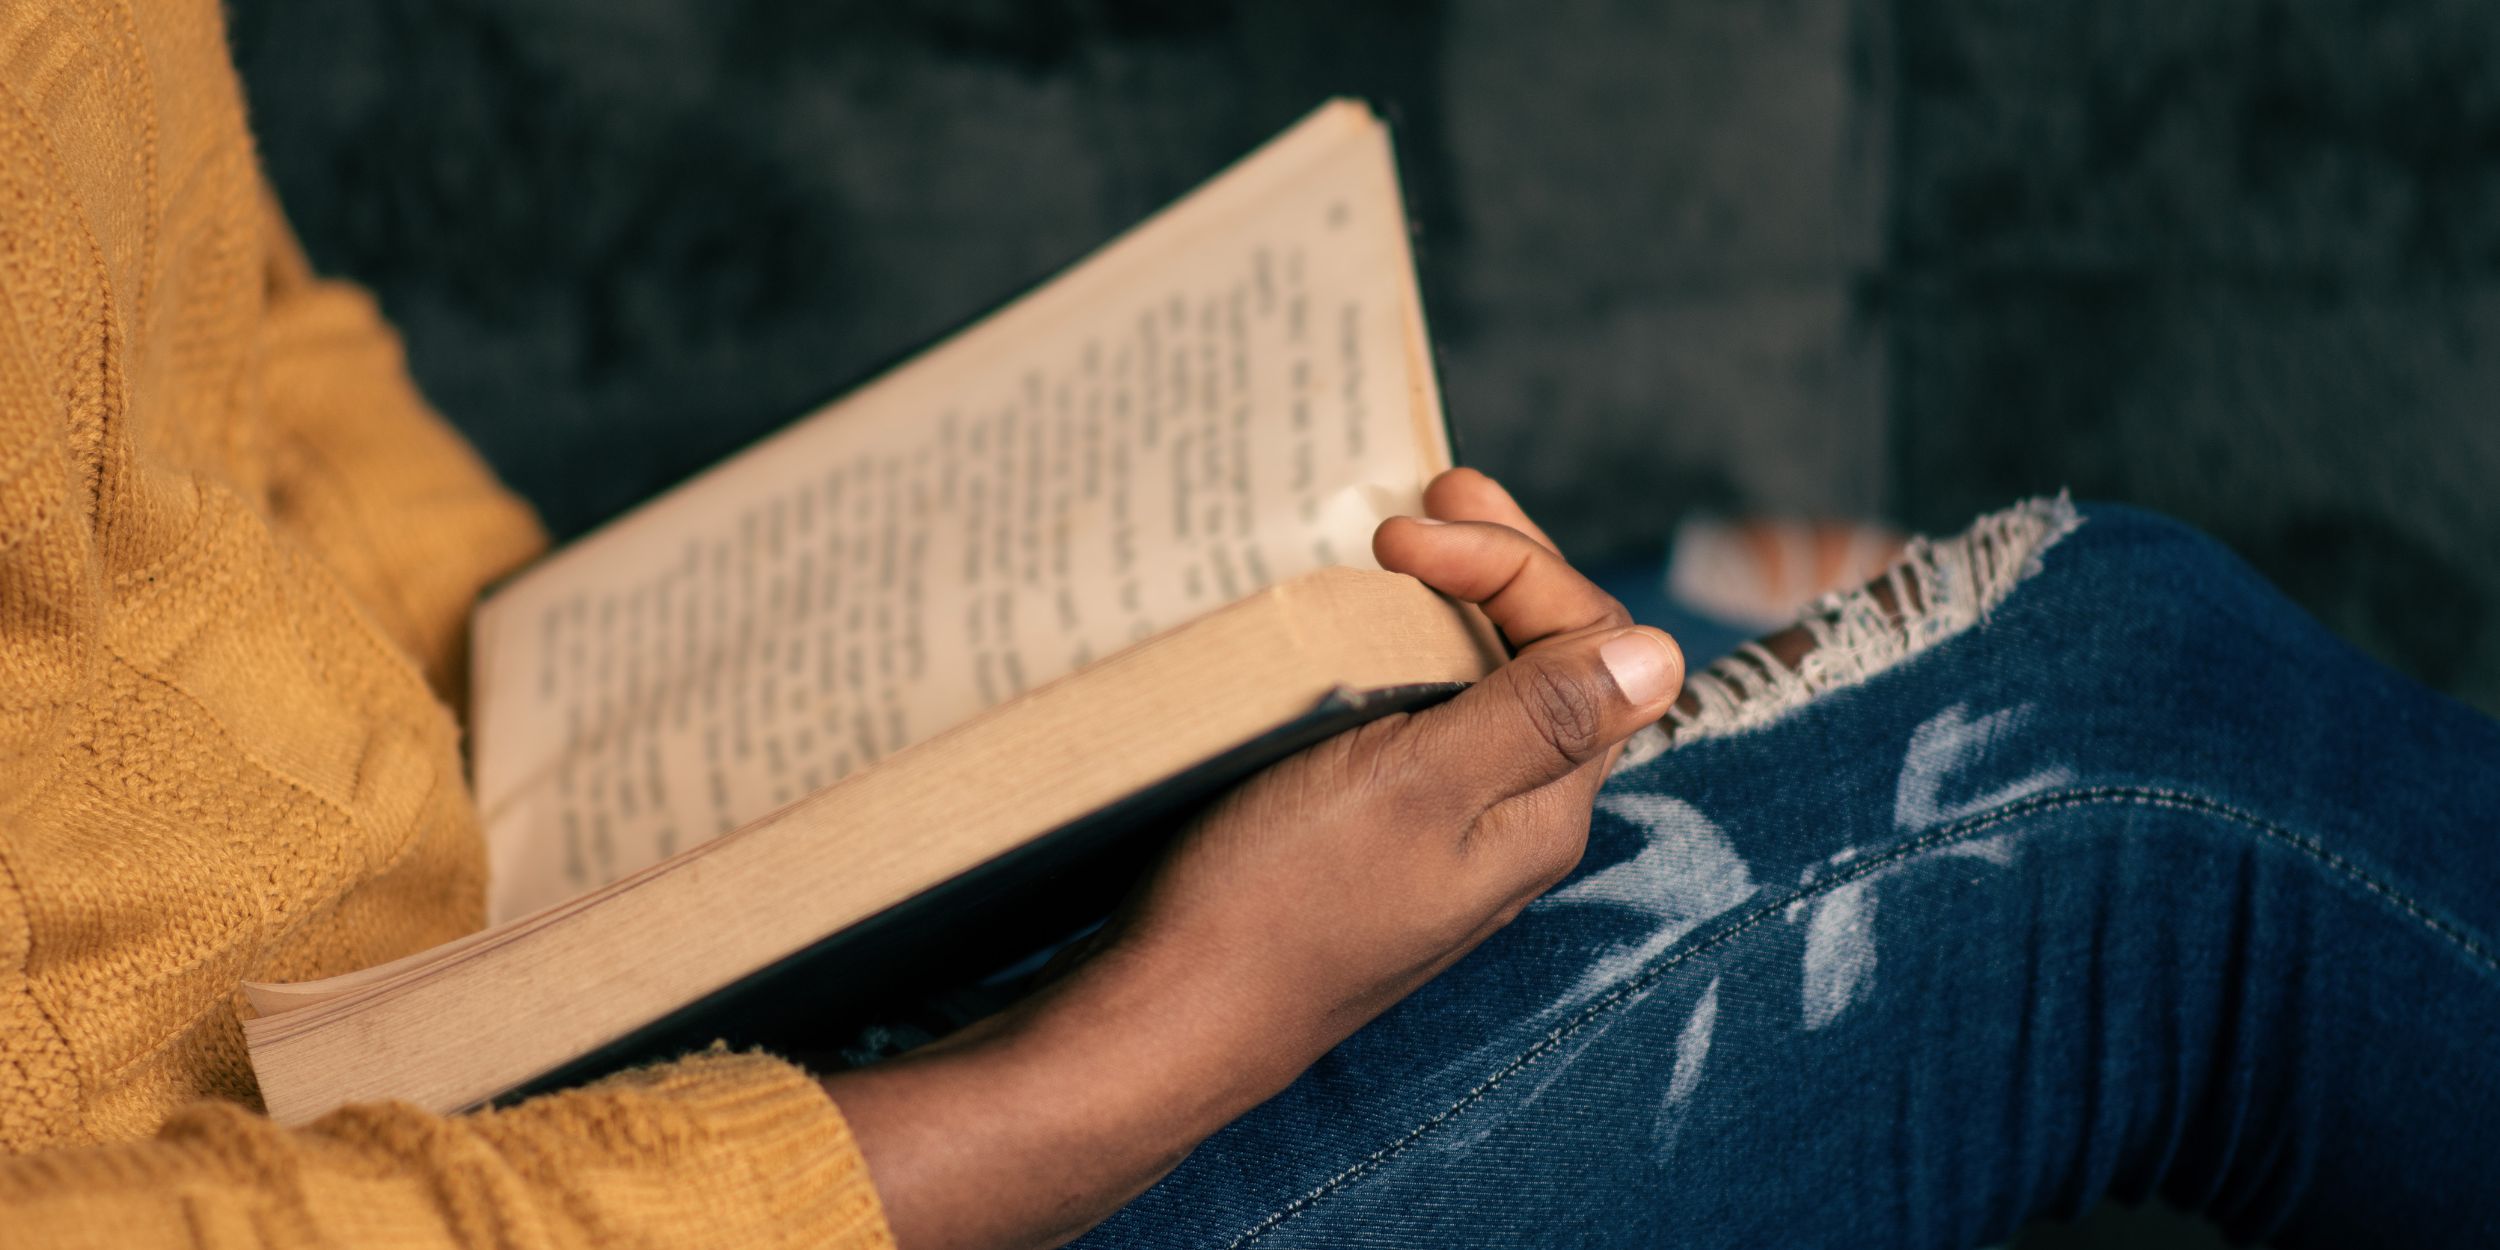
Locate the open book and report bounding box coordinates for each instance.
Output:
[241,100,1501,1126]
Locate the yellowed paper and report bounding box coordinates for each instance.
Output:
[469,104,1442,923]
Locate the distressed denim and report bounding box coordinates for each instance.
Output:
[1074,502,2500,1248]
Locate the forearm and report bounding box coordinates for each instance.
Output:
[824,941,1318,1250]
[252,260,545,703]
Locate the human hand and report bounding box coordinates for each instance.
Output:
[1103,467,1687,1071]
[826,469,1683,1250]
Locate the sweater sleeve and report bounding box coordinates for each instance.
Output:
[0,1050,895,1250]
[249,189,551,711]
[0,6,896,1247]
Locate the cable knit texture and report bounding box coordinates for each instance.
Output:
[0,0,893,1244]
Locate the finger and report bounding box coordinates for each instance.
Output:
[1374,516,1629,652]
[1397,624,1683,812]
[1424,468,1559,554]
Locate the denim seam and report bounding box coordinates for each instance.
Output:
[1220,784,2496,1248]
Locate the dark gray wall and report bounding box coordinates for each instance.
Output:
[230,0,2500,717]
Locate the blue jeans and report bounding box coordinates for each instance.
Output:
[1074,503,2500,1248]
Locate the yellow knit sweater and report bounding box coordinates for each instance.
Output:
[0,1,892,1245]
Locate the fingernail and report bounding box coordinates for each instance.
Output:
[1600,630,1678,706]
[1409,516,1448,526]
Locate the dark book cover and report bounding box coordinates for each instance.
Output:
[494,680,1465,1105]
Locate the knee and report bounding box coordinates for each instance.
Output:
[2053,503,2271,608]
[1930,497,2269,635]
[1949,499,2368,763]
[1656,496,2294,751]
[2031,502,2315,666]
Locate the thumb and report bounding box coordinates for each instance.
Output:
[1405,625,1684,810]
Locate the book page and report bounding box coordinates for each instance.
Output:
[470,103,1447,923]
